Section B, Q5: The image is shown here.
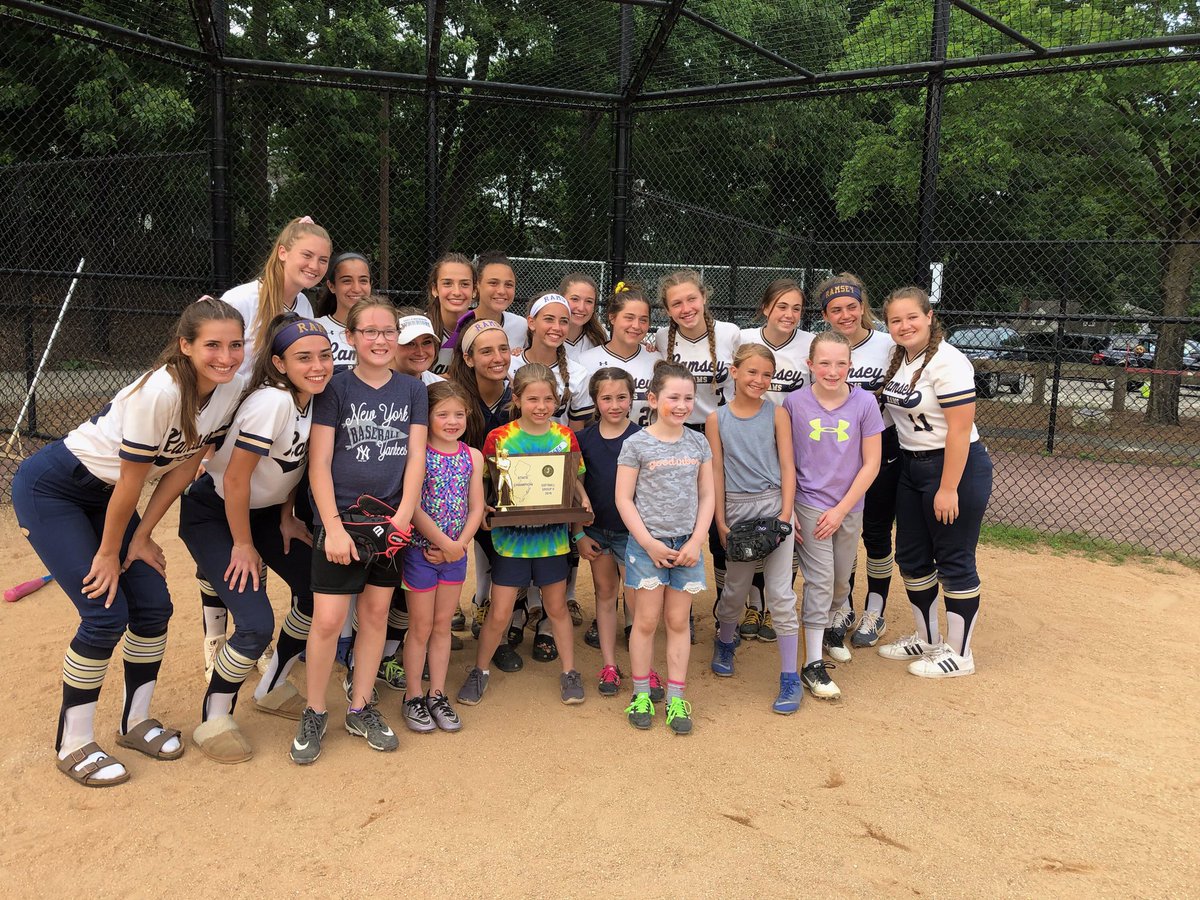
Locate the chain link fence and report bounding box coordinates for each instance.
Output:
[1,2,1197,557]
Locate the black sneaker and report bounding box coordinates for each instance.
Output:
[625,692,654,729]
[584,619,600,649]
[491,642,523,673]
[451,607,466,632]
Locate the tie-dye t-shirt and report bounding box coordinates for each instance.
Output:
[482,421,586,558]
[413,441,473,548]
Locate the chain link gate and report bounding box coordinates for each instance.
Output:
[1,1,1197,557]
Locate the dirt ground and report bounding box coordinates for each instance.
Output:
[0,505,1195,899]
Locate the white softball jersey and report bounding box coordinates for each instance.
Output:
[578,343,664,428]
[564,331,600,360]
[64,367,245,484]
[204,385,312,508]
[739,326,815,406]
[221,280,314,376]
[654,320,742,424]
[881,342,980,452]
[315,314,357,373]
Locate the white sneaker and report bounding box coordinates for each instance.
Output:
[203,635,226,683]
[878,632,934,660]
[908,643,975,678]
[256,642,275,675]
[801,661,841,699]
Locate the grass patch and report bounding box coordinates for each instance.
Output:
[979,523,1200,571]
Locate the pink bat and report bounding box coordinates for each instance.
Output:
[5,575,53,603]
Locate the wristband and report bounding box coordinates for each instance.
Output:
[571,531,586,544]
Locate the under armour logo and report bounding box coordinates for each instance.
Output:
[809,418,850,442]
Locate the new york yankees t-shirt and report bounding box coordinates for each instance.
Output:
[783,384,884,513]
[313,369,428,510]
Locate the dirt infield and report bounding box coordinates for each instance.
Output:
[0,506,1196,897]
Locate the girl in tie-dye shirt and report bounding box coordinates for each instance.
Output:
[456,363,593,709]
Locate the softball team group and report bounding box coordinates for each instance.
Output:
[12,216,992,787]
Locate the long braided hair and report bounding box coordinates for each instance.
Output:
[524,291,572,406]
[659,269,718,384]
[877,286,943,398]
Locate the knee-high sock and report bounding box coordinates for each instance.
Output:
[203,644,257,721]
[383,601,408,658]
[57,638,113,752]
[902,573,940,644]
[866,552,894,617]
[255,600,311,699]
[120,629,168,735]
[200,576,227,638]
[748,570,766,612]
[945,594,980,657]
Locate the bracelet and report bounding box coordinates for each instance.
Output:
[571,531,586,543]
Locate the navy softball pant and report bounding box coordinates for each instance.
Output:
[178,474,314,659]
[894,442,993,595]
[861,426,901,560]
[12,440,172,648]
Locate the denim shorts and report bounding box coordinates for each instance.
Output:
[583,525,629,562]
[624,533,706,594]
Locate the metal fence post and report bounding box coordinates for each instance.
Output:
[1046,291,1068,454]
[609,3,635,291]
[379,92,391,291]
[913,0,950,289]
[424,0,445,271]
[208,0,232,291]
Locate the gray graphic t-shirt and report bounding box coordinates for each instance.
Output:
[313,369,428,510]
[617,428,712,540]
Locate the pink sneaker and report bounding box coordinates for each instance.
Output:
[598,664,622,697]
[648,669,666,702]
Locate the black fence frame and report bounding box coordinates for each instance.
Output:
[9,0,1200,292]
[3,0,1199,557]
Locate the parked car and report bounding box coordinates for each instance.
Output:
[1183,339,1200,370]
[945,325,1028,397]
[1090,333,1156,389]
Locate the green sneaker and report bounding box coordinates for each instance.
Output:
[376,654,407,691]
[625,692,654,730]
[665,697,693,735]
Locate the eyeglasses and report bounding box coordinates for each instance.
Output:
[355,328,399,341]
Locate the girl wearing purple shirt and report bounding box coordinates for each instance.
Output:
[783,331,883,701]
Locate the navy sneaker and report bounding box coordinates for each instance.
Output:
[772,672,803,715]
[711,637,736,677]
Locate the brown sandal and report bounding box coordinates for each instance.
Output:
[115,718,185,760]
[56,742,130,787]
